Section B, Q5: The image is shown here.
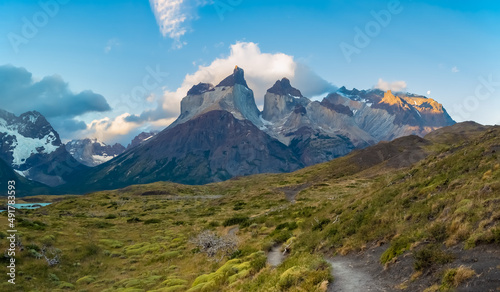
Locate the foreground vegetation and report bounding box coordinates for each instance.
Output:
[0,123,499,291]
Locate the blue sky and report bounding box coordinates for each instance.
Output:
[0,0,499,144]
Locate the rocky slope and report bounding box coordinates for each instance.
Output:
[126,131,158,150]
[261,79,454,166]
[0,156,53,197]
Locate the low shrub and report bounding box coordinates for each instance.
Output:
[18,219,46,230]
[223,216,250,227]
[144,218,162,224]
[441,266,475,288]
[127,217,142,223]
[413,244,454,271]
[380,236,412,264]
[105,214,117,219]
[428,223,447,242]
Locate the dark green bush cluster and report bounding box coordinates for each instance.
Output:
[428,223,447,242]
[18,218,47,230]
[144,218,162,224]
[312,219,330,231]
[233,201,246,210]
[223,216,250,227]
[275,222,298,231]
[85,221,114,229]
[413,244,454,271]
[127,217,142,223]
[269,230,293,244]
[105,214,117,219]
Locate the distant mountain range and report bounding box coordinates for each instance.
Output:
[65,132,157,167]
[0,66,455,194]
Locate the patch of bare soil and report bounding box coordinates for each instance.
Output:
[326,243,500,292]
[276,183,311,203]
[326,246,399,292]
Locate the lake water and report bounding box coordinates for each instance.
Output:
[0,203,51,212]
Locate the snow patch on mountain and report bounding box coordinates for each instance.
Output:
[66,138,126,167]
[0,119,59,166]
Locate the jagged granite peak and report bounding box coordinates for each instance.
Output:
[187,83,215,95]
[0,108,85,186]
[171,66,262,128]
[370,90,455,127]
[267,78,303,97]
[216,66,249,88]
[127,131,158,150]
[66,138,126,167]
[262,78,310,122]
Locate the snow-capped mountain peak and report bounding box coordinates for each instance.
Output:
[65,138,126,167]
[0,109,61,167]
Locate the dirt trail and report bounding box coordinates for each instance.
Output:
[325,244,500,292]
[326,257,393,292]
[267,245,285,267]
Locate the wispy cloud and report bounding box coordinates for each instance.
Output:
[149,0,211,48]
[451,66,460,73]
[374,78,407,92]
[104,38,120,53]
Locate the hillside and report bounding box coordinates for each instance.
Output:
[0,123,499,291]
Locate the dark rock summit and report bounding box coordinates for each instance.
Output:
[267,78,303,97]
[187,83,214,95]
[216,66,249,88]
[127,131,158,150]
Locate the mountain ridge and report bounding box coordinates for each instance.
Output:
[0,66,456,192]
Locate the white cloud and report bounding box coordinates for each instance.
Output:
[149,0,211,48]
[451,66,460,73]
[374,78,407,92]
[104,38,120,53]
[427,90,431,95]
[85,113,142,143]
